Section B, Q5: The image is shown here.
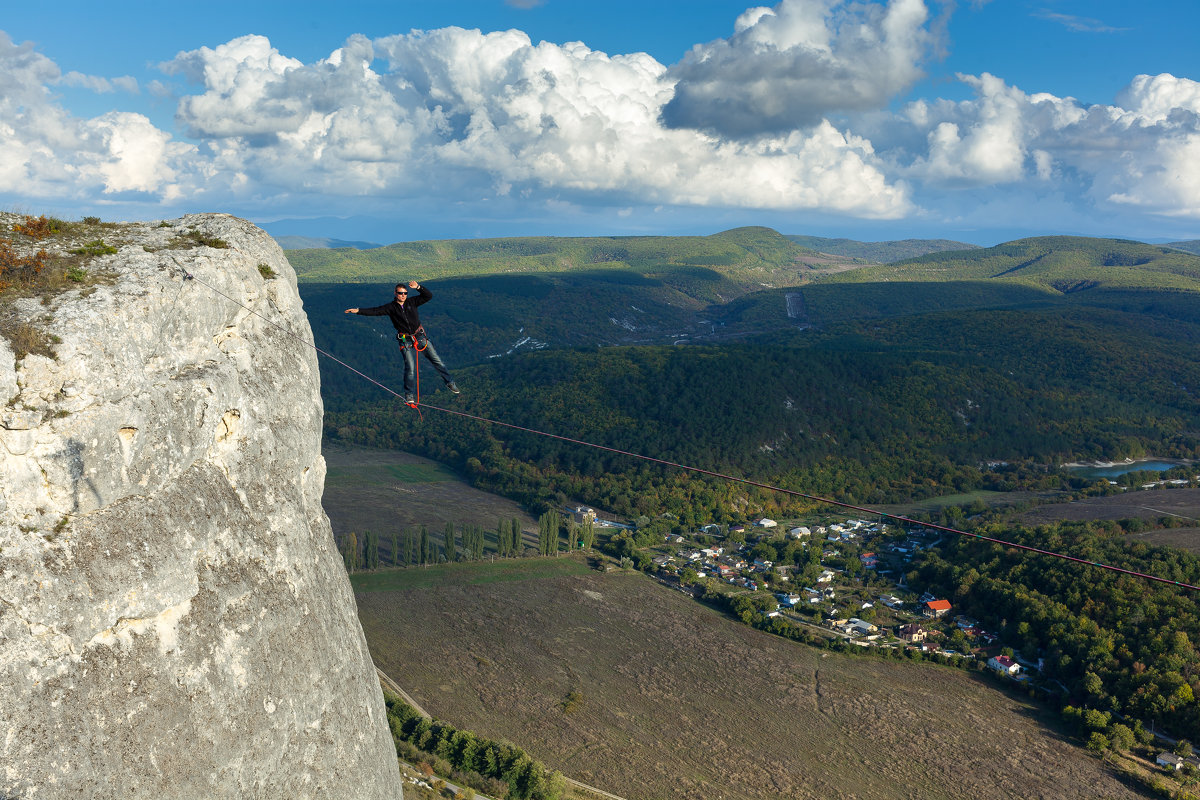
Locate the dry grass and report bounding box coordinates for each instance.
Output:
[1017,487,1200,524]
[357,559,1151,800]
[0,212,122,361]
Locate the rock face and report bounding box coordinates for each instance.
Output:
[0,214,402,799]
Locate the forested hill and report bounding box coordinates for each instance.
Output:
[784,234,979,262]
[1169,239,1200,256]
[325,303,1200,516]
[825,236,1200,293]
[287,226,827,286]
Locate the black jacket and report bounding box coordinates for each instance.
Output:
[356,284,432,335]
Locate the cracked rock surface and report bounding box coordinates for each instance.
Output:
[0,214,402,799]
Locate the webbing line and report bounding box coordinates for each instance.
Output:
[180,267,1200,593]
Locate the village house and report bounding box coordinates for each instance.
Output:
[571,506,597,525]
[817,569,836,583]
[788,526,811,539]
[757,518,777,528]
[924,599,952,618]
[1157,753,1185,771]
[987,655,1021,676]
[898,623,927,643]
[847,618,878,635]
[859,552,877,568]
[652,554,673,568]
[879,595,903,608]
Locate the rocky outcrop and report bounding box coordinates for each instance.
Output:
[0,214,402,798]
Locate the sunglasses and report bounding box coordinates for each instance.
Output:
[395,291,408,296]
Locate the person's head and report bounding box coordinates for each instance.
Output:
[394,284,408,302]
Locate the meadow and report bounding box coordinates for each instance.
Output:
[355,558,1150,800]
[322,441,538,558]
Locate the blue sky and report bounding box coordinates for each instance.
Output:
[2,0,1198,245]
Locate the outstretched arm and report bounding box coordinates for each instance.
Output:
[344,308,359,314]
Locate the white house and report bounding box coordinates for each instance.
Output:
[1157,752,1184,771]
[757,518,777,528]
[788,526,811,539]
[987,655,1020,675]
[816,569,835,583]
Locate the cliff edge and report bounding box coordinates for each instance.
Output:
[0,214,402,798]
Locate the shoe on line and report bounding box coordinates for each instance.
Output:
[447,382,461,394]
[404,393,416,404]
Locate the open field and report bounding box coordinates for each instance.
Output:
[356,558,1149,800]
[875,489,1047,518]
[1016,487,1200,526]
[321,440,538,547]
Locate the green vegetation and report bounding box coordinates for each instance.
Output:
[317,229,1200,772]
[785,234,980,262]
[350,557,591,592]
[326,303,1200,518]
[170,227,229,250]
[289,226,814,288]
[1,213,117,356]
[69,240,117,256]
[257,262,277,279]
[384,690,566,800]
[826,236,1200,293]
[912,517,1200,739]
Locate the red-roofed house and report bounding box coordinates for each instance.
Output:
[987,655,1021,675]
[923,599,952,618]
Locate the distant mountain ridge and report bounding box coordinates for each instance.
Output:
[1167,240,1200,256]
[785,234,980,262]
[287,226,823,287]
[274,235,382,250]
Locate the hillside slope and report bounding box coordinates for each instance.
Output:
[785,234,980,262]
[288,226,820,287]
[358,565,1147,800]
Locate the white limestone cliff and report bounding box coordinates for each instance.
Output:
[0,214,402,799]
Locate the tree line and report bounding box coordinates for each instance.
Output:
[338,513,597,572]
[384,691,566,800]
[909,517,1200,740]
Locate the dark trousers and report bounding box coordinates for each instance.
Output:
[399,331,453,394]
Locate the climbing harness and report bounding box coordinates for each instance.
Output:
[396,327,428,416]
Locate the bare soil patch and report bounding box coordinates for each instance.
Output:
[358,559,1148,800]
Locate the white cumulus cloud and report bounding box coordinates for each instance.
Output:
[873,71,1200,218]
[158,27,909,216]
[662,0,938,137]
[0,32,190,202]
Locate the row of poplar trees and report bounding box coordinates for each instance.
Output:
[339,514,595,572]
